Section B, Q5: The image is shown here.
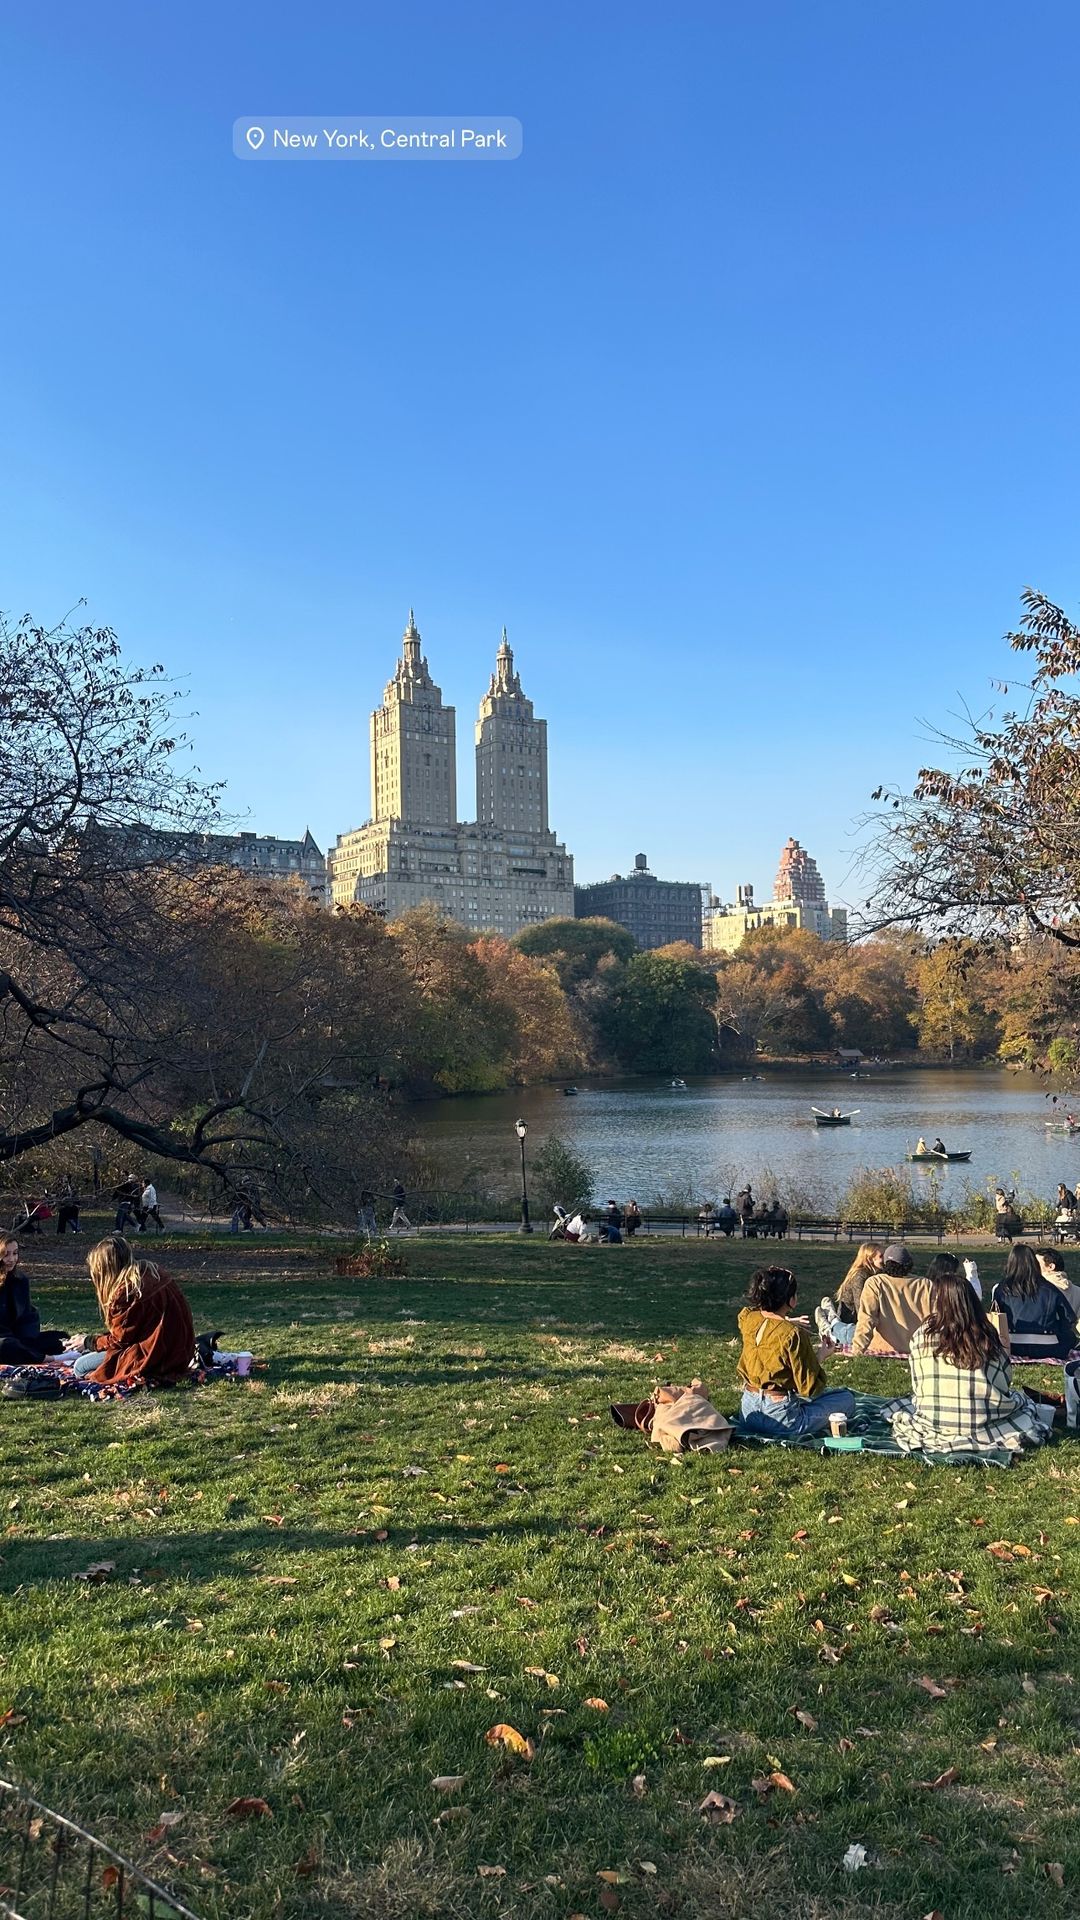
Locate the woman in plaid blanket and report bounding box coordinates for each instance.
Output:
[885,1263,1047,1456]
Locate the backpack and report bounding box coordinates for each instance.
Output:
[1,1366,68,1400]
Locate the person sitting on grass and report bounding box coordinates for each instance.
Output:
[884,1266,1048,1456]
[848,1243,934,1356]
[0,1235,68,1364]
[815,1242,884,1347]
[1035,1244,1080,1318]
[989,1244,1079,1361]
[67,1234,195,1386]
[600,1201,623,1244]
[737,1264,856,1439]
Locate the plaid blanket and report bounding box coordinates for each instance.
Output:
[0,1358,252,1403]
[731,1391,1023,1469]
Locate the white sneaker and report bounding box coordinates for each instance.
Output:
[815,1300,835,1338]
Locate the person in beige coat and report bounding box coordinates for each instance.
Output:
[850,1244,933,1356]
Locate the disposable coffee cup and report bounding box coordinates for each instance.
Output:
[828,1412,848,1437]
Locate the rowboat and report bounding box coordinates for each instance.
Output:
[812,1106,859,1127]
[561,1086,579,1096]
[670,1078,688,1089]
[1045,1119,1080,1135]
[908,1149,972,1163]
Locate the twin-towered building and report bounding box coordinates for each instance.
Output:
[328,613,574,934]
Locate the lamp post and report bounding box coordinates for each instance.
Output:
[515,1118,532,1234]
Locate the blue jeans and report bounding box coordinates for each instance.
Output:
[72,1349,104,1378]
[740,1386,856,1438]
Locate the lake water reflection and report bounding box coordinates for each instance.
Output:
[409,1068,1078,1209]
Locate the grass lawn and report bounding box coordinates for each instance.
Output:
[2,1234,1080,1919]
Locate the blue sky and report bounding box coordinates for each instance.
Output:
[3,0,1079,907]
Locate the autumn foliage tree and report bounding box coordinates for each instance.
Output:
[0,611,410,1211]
[868,590,1080,945]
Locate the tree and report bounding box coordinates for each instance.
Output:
[0,611,407,1209]
[868,590,1080,945]
[600,949,718,1073]
[913,939,999,1060]
[470,937,580,1083]
[389,906,510,1093]
[514,917,637,986]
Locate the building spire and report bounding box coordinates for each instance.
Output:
[490,626,520,696]
[401,608,422,669]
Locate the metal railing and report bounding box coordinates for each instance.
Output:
[0,1779,198,1920]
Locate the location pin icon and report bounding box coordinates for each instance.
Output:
[246,126,265,150]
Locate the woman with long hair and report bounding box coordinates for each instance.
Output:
[815,1242,883,1347]
[886,1267,1047,1455]
[990,1243,1079,1361]
[70,1234,195,1386]
[737,1264,855,1438]
[0,1235,68,1364]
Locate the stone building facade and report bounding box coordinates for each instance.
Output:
[574,853,703,949]
[329,615,573,936]
[703,838,847,953]
[211,829,328,903]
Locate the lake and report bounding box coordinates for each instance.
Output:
[408,1068,1078,1210]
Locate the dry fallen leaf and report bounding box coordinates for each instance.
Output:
[843,1843,868,1872]
[752,1771,796,1796]
[918,1767,959,1790]
[145,1811,184,1842]
[294,1846,320,1878]
[224,1797,272,1820]
[101,1867,120,1891]
[631,1773,647,1798]
[484,1722,534,1758]
[430,1775,466,1793]
[524,1666,560,1687]
[76,1562,116,1583]
[451,1661,486,1674]
[477,1864,506,1878]
[1045,1863,1065,1889]
[599,1894,620,1915]
[699,1790,739,1824]
[793,1709,818,1731]
[915,1676,950,1699]
[583,1697,609,1712]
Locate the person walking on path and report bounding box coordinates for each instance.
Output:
[357,1189,378,1239]
[388,1181,412,1235]
[55,1179,81,1235]
[140,1179,164,1233]
[113,1175,142,1235]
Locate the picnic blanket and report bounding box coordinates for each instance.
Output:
[731,1390,1020,1469]
[0,1357,254,1403]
